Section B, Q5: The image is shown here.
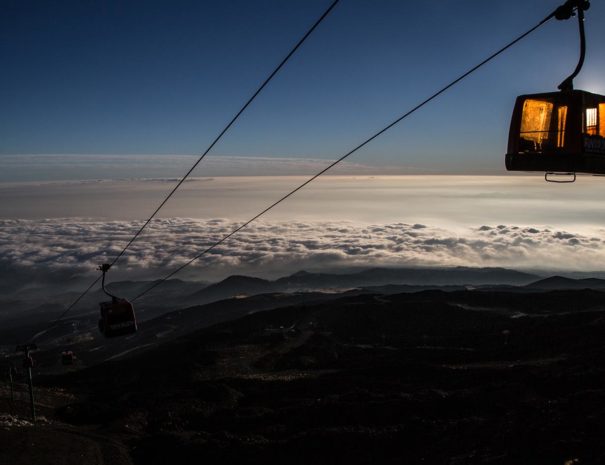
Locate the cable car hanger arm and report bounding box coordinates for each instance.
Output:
[98,263,118,301]
[554,0,590,91]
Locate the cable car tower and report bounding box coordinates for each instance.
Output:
[505,0,605,182]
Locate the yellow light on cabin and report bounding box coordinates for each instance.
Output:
[586,108,597,135]
[520,99,553,145]
[557,106,567,148]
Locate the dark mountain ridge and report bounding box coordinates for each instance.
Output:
[182,266,541,306]
[526,275,605,290]
[275,266,539,288]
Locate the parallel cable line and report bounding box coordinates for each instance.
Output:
[29,276,101,343]
[27,0,339,342]
[108,0,340,269]
[131,12,558,301]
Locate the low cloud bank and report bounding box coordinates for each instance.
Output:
[0,154,409,182]
[3,218,605,284]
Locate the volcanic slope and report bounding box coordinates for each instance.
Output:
[9,288,601,465]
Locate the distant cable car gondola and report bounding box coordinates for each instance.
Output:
[98,264,138,338]
[61,350,75,365]
[505,0,604,182]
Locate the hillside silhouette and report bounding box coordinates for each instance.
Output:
[2,282,604,465]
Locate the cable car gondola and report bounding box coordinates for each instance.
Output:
[98,264,138,338]
[61,350,76,365]
[506,90,605,177]
[505,0,604,181]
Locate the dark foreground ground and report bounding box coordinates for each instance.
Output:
[2,289,605,464]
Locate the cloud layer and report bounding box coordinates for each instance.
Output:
[0,154,412,182]
[3,218,605,283]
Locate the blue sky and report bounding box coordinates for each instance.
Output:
[2,0,604,174]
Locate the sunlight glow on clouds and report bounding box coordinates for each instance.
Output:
[4,175,605,282]
[3,218,605,281]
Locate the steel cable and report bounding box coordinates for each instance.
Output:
[132,11,558,302]
[26,0,339,342]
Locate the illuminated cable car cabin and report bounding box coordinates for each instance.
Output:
[97,263,138,338]
[505,0,601,180]
[505,90,605,175]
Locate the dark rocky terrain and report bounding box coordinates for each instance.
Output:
[0,267,544,367]
[2,281,605,465]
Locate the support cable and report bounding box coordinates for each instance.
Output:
[132,10,559,302]
[25,0,339,342]
[108,0,340,270]
[29,276,101,342]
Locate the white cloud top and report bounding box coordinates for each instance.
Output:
[3,218,605,282]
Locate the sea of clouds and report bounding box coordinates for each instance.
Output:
[3,218,605,284]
